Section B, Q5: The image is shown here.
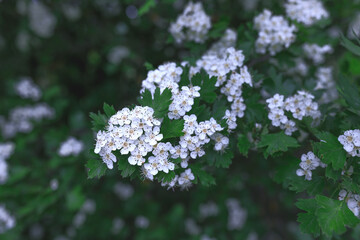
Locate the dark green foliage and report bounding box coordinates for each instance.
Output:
[160,117,185,140]
[257,132,299,158]
[138,88,172,119]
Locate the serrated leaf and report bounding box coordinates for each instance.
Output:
[337,74,360,114]
[212,97,227,122]
[103,103,116,118]
[86,159,107,179]
[325,165,342,181]
[315,195,359,236]
[118,155,136,178]
[156,171,176,183]
[199,76,217,103]
[313,132,347,170]
[257,132,299,158]
[206,148,233,168]
[238,134,251,157]
[341,177,360,194]
[190,70,217,103]
[289,176,325,195]
[296,198,321,236]
[179,65,190,87]
[191,165,216,187]
[160,117,185,140]
[89,112,107,131]
[138,88,172,119]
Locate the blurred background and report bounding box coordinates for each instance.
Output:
[0,0,360,239]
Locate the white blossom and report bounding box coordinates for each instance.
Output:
[285,0,329,26]
[169,2,211,43]
[254,9,296,55]
[58,137,84,157]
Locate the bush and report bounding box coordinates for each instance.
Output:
[1,0,360,239]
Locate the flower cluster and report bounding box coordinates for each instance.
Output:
[285,0,329,26]
[199,201,219,219]
[15,77,42,101]
[58,137,84,157]
[94,104,223,189]
[254,9,296,55]
[303,44,333,64]
[315,67,337,103]
[0,103,54,138]
[226,198,247,230]
[0,205,16,234]
[169,2,211,43]
[191,46,253,130]
[339,190,360,217]
[141,62,183,95]
[168,86,201,119]
[113,182,134,200]
[0,142,15,184]
[95,106,162,169]
[205,29,237,57]
[338,129,360,157]
[266,91,321,135]
[296,151,326,181]
[107,46,130,65]
[17,0,57,38]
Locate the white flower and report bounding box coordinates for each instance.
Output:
[254,9,296,55]
[299,152,320,170]
[285,0,329,26]
[15,77,42,100]
[178,168,195,187]
[0,206,16,233]
[303,44,332,64]
[296,168,312,181]
[212,133,229,151]
[169,2,211,43]
[58,137,84,157]
[99,149,117,169]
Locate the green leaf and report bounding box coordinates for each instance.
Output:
[208,18,229,39]
[103,103,116,118]
[144,61,154,70]
[199,76,217,103]
[138,0,156,16]
[313,132,347,170]
[190,70,217,103]
[340,34,360,57]
[257,132,299,158]
[191,165,216,187]
[238,134,251,157]
[296,198,321,236]
[325,165,342,181]
[337,74,360,114]
[138,88,172,119]
[273,157,299,186]
[160,117,185,140]
[179,65,190,87]
[89,112,107,131]
[289,176,325,195]
[118,156,136,178]
[156,171,176,183]
[341,177,360,194]
[315,195,359,236]
[86,159,107,179]
[212,97,227,122]
[206,148,234,168]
